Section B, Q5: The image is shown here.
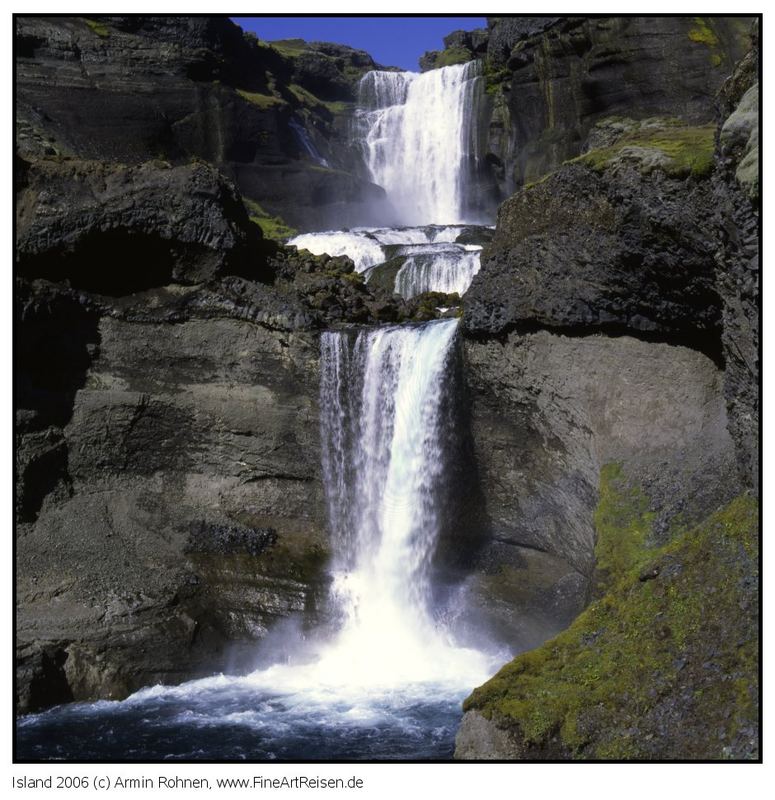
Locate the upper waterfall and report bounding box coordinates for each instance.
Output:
[358,62,483,226]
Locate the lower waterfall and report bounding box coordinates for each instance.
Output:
[318,319,489,684]
[17,319,499,761]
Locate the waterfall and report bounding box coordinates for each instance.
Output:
[358,62,483,226]
[17,57,500,766]
[317,319,487,684]
[288,117,330,167]
[395,250,481,299]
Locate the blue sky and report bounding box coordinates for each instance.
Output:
[231,17,487,71]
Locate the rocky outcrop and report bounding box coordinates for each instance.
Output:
[713,22,759,490]
[465,122,722,356]
[420,28,488,72]
[477,16,751,194]
[457,490,758,759]
[16,158,268,291]
[15,15,388,232]
[456,331,739,653]
[454,21,759,760]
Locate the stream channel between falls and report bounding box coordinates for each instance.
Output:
[17,61,511,761]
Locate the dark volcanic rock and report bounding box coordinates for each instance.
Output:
[15,15,384,231]
[16,158,267,291]
[458,330,739,653]
[454,21,759,760]
[484,16,561,67]
[185,521,278,556]
[464,160,721,354]
[713,22,759,490]
[15,301,330,711]
[481,17,752,191]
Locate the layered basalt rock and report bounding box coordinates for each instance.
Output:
[713,22,759,491]
[16,157,268,290]
[454,21,759,760]
[464,124,722,355]
[15,15,388,232]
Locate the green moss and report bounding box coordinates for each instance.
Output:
[688,17,720,48]
[325,270,363,286]
[523,172,553,191]
[687,18,726,68]
[434,47,473,68]
[575,123,716,179]
[289,84,323,107]
[289,84,351,116]
[593,463,654,592]
[464,468,759,760]
[235,88,288,109]
[270,38,308,57]
[401,291,461,321]
[83,18,109,37]
[243,198,297,241]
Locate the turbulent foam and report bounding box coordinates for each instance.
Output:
[358,63,483,226]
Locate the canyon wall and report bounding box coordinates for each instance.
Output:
[15,15,759,761]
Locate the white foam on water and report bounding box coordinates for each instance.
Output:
[287,230,386,272]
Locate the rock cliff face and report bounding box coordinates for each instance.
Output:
[428,16,750,200]
[454,20,759,760]
[17,305,326,709]
[15,15,759,759]
[16,15,388,232]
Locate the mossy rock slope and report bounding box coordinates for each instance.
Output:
[458,466,759,760]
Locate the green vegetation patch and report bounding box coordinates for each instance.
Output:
[687,18,725,68]
[576,122,716,179]
[235,88,288,110]
[593,463,654,593]
[434,47,473,69]
[83,18,110,37]
[289,84,351,116]
[243,198,297,241]
[688,17,720,48]
[464,464,759,759]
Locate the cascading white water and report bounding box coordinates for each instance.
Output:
[316,319,489,684]
[288,230,386,272]
[359,62,482,225]
[395,250,481,299]
[18,60,500,764]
